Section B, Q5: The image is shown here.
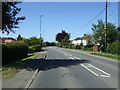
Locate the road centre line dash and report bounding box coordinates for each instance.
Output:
[81,64,99,76]
[100,75,110,77]
[64,53,68,56]
[54,49,111,78]
[68,54,72,56]
[69,57,75,59]
[87,63,110,76]
[74,57,80,60]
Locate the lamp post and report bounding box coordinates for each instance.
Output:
[40,15,43,47]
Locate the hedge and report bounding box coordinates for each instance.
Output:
[28,45,41,53]
[2,42,28,65]
[107,41,120,55]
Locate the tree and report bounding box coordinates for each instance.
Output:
[21,37,41,46]
[17,34,23,41]
[117,27,120,41]
[2,2,25,34]
[21,38,31,46]
[56,30,70,43]
[61,36,70,46]
[92,20,118,52]
[29,37,40,46]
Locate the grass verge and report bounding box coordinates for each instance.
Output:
[0,52,39,79]
[91,52,120,60]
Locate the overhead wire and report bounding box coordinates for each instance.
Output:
[71,8,106,34]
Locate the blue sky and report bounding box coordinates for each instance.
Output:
[0,2,118,42]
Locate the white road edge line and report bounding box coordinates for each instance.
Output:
[88,64,110,76]
[81,64,99,76]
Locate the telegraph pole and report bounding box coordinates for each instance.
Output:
[105,0,108,53]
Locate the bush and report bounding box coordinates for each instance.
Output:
[71,45,76,49]
[76,45,81,49]
[69,45,81,49]
[56,44,62,47]
[81,46,93,51]
[107,41,120,55]
[28,45,41,53]
[2,42,28,65]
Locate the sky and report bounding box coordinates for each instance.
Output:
[0,2,118,42]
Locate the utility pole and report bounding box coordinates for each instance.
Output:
[40,15,43,47]
[105,0,108,53]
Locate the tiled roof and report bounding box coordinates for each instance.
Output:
[74,34,91,40]
[0,37,16,40]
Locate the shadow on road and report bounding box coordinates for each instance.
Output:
[22,59,90,72]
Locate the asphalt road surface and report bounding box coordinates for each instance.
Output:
[29,47,119,88]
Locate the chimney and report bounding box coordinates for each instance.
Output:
[84,34,87,36]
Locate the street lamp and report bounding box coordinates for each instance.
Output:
[40,15,43,47]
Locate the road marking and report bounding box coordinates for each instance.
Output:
[74,57,80,60]
[64,53,68,56]
[88,64,110,76]
[100,75,110,77]
[81,63,110,77]
[81,64,99,76]
[68,53,72,56]
[69,57,74,59]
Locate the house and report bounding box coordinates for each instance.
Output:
[71,34,91,46]
[0,37,17,43]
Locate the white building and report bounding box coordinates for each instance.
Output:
[71,34,91,46]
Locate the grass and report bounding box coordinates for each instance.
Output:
[91,52,120,60]
[0,52,39,79]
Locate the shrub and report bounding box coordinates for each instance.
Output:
[62,46,66,48]
[2,42,28,65]
[80,46,93,51]
[70,45,81,49]
[107,41,120,55]
[71,45,76,49]
[76,45,81,49]
[28,45,41,53]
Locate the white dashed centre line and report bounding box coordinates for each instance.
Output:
[59,51,111,78]
[69,57,75,59]
[74,57,80,60]
[81,64,99,76]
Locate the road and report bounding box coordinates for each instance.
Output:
[29,46,118,88]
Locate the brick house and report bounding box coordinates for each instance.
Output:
[0,37,17,43]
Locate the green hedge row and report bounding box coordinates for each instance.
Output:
[28,45,41,53]
[107,41,120,55]
[59,44,93,51]
[2,42,28,65]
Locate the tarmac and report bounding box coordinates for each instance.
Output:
[2,50,47,89]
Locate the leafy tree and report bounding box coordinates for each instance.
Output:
[44,42,56,46]
[117,27,120,41]
[92,20,118,52]
[21,37,42,46]
[21,38,31,46]
[39,37,44,47]
[29,37,40,46]
[17,34,23,41]
[2,2,25,34]
[56,30,70,43]
[61,36,70,46]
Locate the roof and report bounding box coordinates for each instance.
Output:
[73,34,91,40]
[0,37,16,41]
